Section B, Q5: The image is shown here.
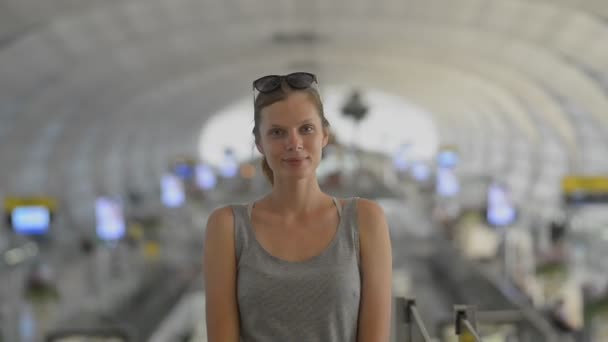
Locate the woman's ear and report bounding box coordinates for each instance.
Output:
[256,142,264,155]
[322,127,329,148]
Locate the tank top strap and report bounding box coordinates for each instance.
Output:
[332,197,342,219]
[340,197,360,267]
[231,203,254,265]
[246,201,254,220]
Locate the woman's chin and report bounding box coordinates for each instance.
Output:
[278,168,316,182]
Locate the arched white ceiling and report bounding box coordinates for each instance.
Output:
[0,0,607,228]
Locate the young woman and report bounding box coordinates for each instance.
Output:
[204,72,392,341]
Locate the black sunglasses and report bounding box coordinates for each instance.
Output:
[252,72,318,94]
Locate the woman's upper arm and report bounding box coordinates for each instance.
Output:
[356,198,393,342]
[203,206,240,342]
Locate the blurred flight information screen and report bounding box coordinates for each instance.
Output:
[11,205,50,235]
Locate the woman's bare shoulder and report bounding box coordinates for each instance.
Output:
[354,197,384,213]
[207,205,235,225]
[204,205,237,241]
[354,198,387,230]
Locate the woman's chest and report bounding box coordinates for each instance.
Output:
[238,257,361,310]
[252,213,340,263]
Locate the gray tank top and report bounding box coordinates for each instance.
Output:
[232,197,361,342]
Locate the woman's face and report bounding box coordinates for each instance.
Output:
[256,92,328,183]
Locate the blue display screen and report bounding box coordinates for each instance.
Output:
[220,158,238,178]
[411,161,430,182]
[11,206,50,235]
[393,144,410,172]
[219,148,238,178]
[196,164,217,190]
[437,150,458,168]
[173,163,194,181]
[161,174,185,208]
[393,157,408,172]
[436,167,459,197]
[95,197,126,241]
[486,183,517,227]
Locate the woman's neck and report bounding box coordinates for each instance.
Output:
[264,178,330,217]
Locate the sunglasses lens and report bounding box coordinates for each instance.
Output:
[254,76,281,93]
[286,72,315,89]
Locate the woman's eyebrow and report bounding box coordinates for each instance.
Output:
[269,119,315,128]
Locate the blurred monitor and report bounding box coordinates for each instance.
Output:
[195,163,217,190]
[411,161,430,182]
[393,157,408,172]
[436,167,459,197]
[173,162,194,181]
[437,150,458,168]
[95,197,126,241]
[11,205,50,235]
[220,151,238,178]
[392,144,410,172]
[161,174,185,208]
[486,183,517,227]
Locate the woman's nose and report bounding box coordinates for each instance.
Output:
[286,132,303,151]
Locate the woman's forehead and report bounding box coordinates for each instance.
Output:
[261,93,321,125]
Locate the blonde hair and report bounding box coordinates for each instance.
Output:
[252,82,330,185]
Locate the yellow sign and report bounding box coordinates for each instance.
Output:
[171,155,195,165]
[128,223,144,241]
[562,176,608,194]
[439,144,459,152]
[3,196,58,212]
[458,331,476,342]
[143,241,161,259]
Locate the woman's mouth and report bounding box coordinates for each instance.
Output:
[283,157,308,166]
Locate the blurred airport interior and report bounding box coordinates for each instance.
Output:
[1,0,608,341]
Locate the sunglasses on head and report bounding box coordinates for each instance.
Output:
[252,72,318,96]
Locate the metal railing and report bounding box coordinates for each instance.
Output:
[397,298,434,342]
[454,305,483,342]
[396,297,488,342]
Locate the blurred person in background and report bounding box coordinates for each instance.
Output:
[203,72,392,342]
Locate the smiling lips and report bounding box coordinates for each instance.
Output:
[283,157,308,165]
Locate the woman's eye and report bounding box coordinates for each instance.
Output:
[302,126,314,133]
[269,129,283,136]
